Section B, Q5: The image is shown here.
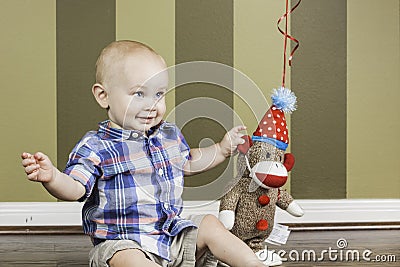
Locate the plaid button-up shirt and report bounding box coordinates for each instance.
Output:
[64,120,196,260]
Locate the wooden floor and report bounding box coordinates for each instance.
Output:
[0,229,398,266]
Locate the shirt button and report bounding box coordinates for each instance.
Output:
[131,132,139,138]
[158,169,164,176]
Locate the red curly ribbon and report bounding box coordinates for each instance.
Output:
[277,0,301,88]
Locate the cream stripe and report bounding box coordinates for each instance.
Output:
[0,0,56,201]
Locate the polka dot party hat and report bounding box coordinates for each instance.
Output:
[252,87,297,151]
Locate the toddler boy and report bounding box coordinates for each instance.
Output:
[22,40,266,267]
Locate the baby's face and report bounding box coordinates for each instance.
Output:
[106,51,168,132]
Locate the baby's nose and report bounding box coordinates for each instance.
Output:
[143,98,157,111]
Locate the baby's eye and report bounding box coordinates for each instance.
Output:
[155,91,165,98]
[133,91,144,97]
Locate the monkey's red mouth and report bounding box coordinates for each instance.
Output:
[255,173,287,188]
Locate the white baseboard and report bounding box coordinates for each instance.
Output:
[0,199,399,227]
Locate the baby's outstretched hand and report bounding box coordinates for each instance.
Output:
[21,152,55,183]
[219,125,247,157]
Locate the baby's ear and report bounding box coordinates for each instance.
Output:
[92,83,109,109]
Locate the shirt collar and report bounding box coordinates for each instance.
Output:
[97,120,174,140]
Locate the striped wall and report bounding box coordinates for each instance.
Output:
[1,0,57,201]
[347,0,400,198]
[56,0,115,169]
[175,0,234,200]
[1,0,399,201]
[291,0,348,198]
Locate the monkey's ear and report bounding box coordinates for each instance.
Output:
[237,135,253,154]
[283,153,295,171]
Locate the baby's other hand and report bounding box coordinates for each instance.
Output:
[219,125,247,157]
[21,152,55,183]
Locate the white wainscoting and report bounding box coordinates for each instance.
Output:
[0,199,399,229]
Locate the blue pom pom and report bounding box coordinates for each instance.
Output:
[271,87,297,113]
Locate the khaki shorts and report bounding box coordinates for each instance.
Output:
[89,215,218,267]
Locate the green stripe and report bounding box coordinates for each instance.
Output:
[291,0,347,198]
[175,0,234,200]
[56,0,115,168]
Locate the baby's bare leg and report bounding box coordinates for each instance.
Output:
[196,215,264,267]
[108,249,161,267]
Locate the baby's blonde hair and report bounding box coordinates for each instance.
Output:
[95,40,157,87]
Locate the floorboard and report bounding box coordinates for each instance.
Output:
[0,230,398,266]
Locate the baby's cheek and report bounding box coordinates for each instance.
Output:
[157,102,167,117]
